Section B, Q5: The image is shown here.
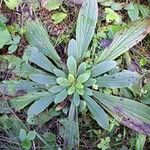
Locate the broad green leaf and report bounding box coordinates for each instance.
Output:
[26,47,56,73]
[68,39,78,60]
[53,69,66,77]
[138,4,150,18]
[27,94,54,118]
[42,0,62,10]
[54,89,68,104]
[77,62,87,75]
[67,56,77,76]
[98,19,150,62]
[4,0,21,10]
[76,0,98,59]
[84,95,109,130]
[125,2,140,21]
[73,92,80,107]
[30,74,57,85]
[93,91,150,135]
[64,102,79,150]
[27,131,36,141]
[51,12,67,24]
[10,92,49,111]
[96,70,139,88]
[77,72,90,83]
[91,61,117,77]
[26,21,60,65]
[56,77,70,86]
[0,28,11,49]
[49,85,65,94]
[105,8,122,23]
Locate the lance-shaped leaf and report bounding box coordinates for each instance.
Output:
[26,20,60,64]
[91,61,117,77]
[96,70,140,88]
[30,74,57,85]
[77,62,87,75]
[0,55,44,79]
[27,94,55,118]
[98,18,150,62]
[26,47,56,73]
[67,56,77,76]
[64,102,79,150]
[76,0,98,59]
[0,80,43,96]
[93,91,150,135]
[68,39,78,60]
[83,94,109,130]
[9,92,49,111]
[54,89,68,104]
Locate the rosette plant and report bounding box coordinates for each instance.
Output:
[0,0,150,149]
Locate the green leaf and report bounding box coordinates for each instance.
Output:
[77,62,87,75]
[19,129,27,142]
[98,19,150,62]
[135,133,146,150]
[105,8,122,23]
[73,92,80,107]
[67,56,77,76]
[9,92,49,111]
[27,131,36,141]
[0,28,11,49]
[68,86,76,95]
[4,0,21,10]
[138,4,150,18]
[0,80,43,96]
[42,0,62,10]
[8,44,18,54]
[68,39,78,60]
[56,77,70,86]
[76,0,98,59]
[30,74,57,85]
[125,2,140,21]
[28,94,54,118]
[64,102,79,150]
[26,21,60,64]
[91,61,117,77]
[51,12,67,24]
[68,74,75,83]
[84,95,109,130]
[53,68,66,77]
[54,89,68,104]
[22,139,32,150]
[85,78,97,87]
[85,87,93,96]
[96,70,139,88]
[49,85,65,94]
[0,100,11,114]
[76,88,84,95]
[77,72,90,83]
[93,91,150,135]
[26,47,56,73]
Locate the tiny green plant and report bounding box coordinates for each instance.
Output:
[1,0,150,149]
